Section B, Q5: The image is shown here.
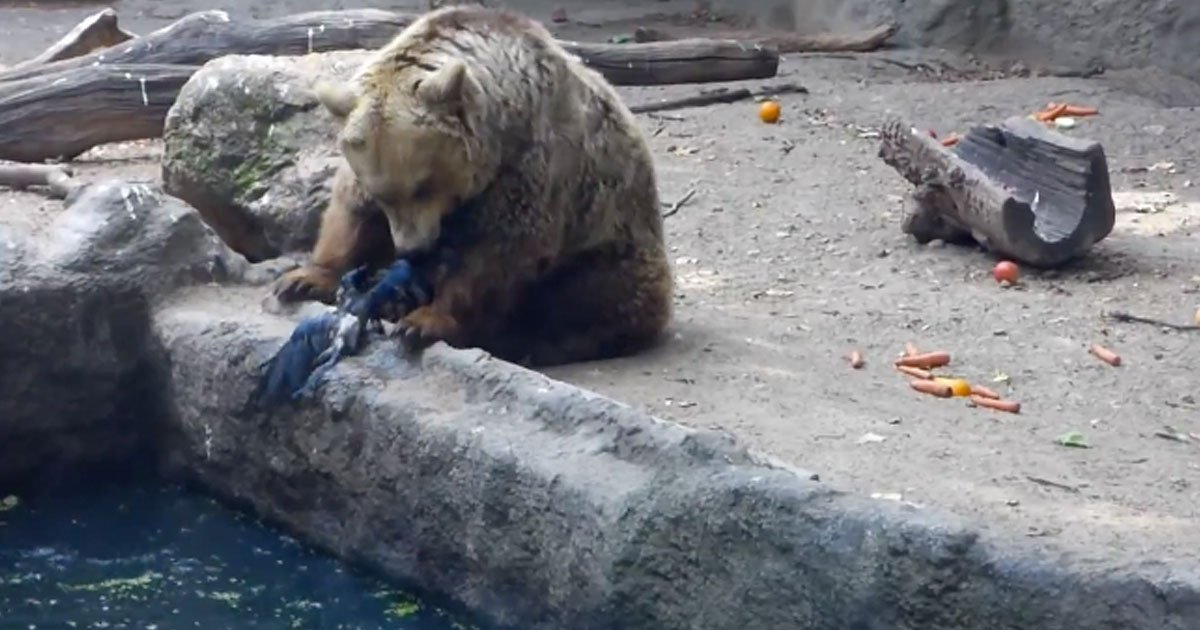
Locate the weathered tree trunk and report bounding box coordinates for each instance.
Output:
[632,23,898,53]
[0,162,80,198]
[559,38,778,85]
[0,64,196,163]
[0,9,780,86]
[0,9,418,84]
[878,116,1116,267]
[11,7,135,70]
[0,9,784,162]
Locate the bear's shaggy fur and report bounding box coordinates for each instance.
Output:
[272,5,673,366]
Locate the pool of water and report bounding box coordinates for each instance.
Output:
[0,482,478,629]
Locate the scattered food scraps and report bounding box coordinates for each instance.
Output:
[896,365,932,380]
[992,260,1019,284]
[970,395,1020,414]
[1054,116,1077,130]
[1089,343,1121,367]
[1057,430,1091,448]
[848,350,865,369]
[910,379,953,398]
[935,377,972,397]
[895,351,951,369]
[857,432,887,444]
[759,100,782,124]
[940,133,960,147]
[971,384,1001,400]
[903,342,920,357]
[1034,102,1098,122]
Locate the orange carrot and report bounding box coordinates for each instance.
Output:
[895,351,951,369]
[940,133,960,147]
[970,395,1020,414]
[1089,344,1121,367]
[848,350,865,369]
[1035,103,1068,122]
[1062,104,1098,117]
[971,384,1001,399]
[903,342,920,357]
[910,379,952,398]
[896,365,933,380]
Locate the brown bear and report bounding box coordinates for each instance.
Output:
[272,5,673,367]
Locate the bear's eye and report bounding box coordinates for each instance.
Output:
[411,179,434,201]
[411,79,423,93]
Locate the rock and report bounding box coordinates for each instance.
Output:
[152,287,1200,630]
[162,51,372,263]
[0,178,242,485]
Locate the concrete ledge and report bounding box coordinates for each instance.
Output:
[153,288,1200,630]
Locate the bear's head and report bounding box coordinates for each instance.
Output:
[314,59,484,255]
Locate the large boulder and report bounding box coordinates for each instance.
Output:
[0,179,245,484]
[161,51,372,263]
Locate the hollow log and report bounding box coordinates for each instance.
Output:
[878,116,1116,267]
[0,64,196,163]
[12,7,135,70]
[633,23,898,53]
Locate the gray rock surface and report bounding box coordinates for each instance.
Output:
[732,0,1200,82]
[0,180,240,484]
[154,286,1200,630]
[161,51,371,263]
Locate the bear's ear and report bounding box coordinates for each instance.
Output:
[417,60,474,109]
[314,80,359,119]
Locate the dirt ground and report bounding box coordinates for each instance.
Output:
[4,0,1199,572]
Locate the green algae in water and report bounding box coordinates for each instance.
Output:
[0,483,480,629]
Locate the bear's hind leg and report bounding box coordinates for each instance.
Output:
[494,245,674,367]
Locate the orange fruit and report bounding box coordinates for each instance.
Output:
[936,378,972,397]
[759,100,781,124]
[992,260,1019,284]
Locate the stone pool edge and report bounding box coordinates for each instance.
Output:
[150,292,1200,630]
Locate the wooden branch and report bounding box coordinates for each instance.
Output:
[630,82,807,113]
[0,9,418,84]
[0,64,197,163]
[633,23,898,53]
[878,117,1116,267]
[12,8,135,70]
[0,163,80,199]
[559,38,779,85]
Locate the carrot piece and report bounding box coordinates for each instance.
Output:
[1034,103,1068,122]
[1089,344,1121,367]
[911,379,952,398]
[896,365,933,380]
[970,395,1020,414]
[1062,104,1098,117]
[903,342,920,357]
[970,384,1001,399]
[940,133,960,147]
[848,350,865,369]
[894,351,951,369]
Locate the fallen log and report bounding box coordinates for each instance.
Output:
[0,64,196,163]
[11,7,135,70]
[0,9,417,84]
[878,116,1116,267]
[559,38,778,85]
[0,9,779,87]
[0,162,80,198]
[629,82,807,113]
[633,23,898,53]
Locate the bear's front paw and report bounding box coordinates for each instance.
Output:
[393,306,459,355]
[272,266,340,304]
